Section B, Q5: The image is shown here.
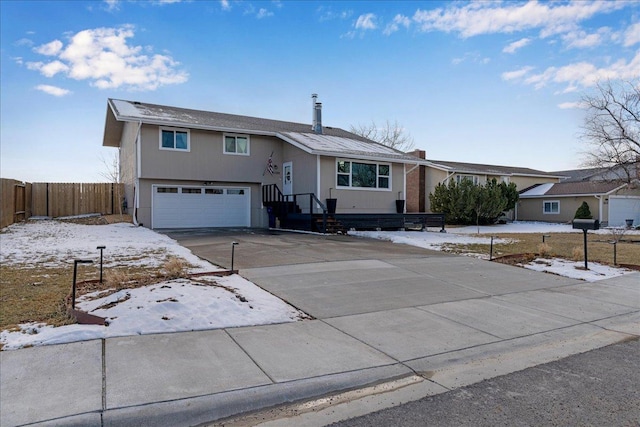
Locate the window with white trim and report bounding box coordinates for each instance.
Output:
[160,127,189,151]
[455,174,479,185]
[224,134,250,155]
[543,200,560,214]
[336,160,390,189]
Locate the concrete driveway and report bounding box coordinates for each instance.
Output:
[168,228,584,319]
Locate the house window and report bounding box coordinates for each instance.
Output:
[224,134,250,155]
[160,128,189,151]
[181,188,201,194]
[227,189,245,195]
[156,187,178,193]
[455,174,479,185]
[543,200,560,214]
[336,160,391,190]
[205,188,223,195]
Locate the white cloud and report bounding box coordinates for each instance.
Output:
[34,40,63,56]
[383,14,411,35]
[257,8,273,19]
[15,38,34,47]
[412,1,623,38]
[501,66,534,81]
[523,51,640,90]
[624,22,640,46]
[557,101,582,109]
[503,37,531,54]
[35,84,71,97]
[26,26,188,91]
[103,0,119,11]
[562,27,610,49]
[220,0,231,11]
[355,13,377,30]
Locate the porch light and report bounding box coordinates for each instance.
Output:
[231,241,239,273]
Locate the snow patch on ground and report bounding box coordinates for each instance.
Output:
[0,221,306,350]
[521,258,634,282]
[351,221,638,282]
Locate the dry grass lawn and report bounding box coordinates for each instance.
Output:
[446,232,640,266]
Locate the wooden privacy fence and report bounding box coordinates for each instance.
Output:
[0,179,124,228]
[0,179,32,229]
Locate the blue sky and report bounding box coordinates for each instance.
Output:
[1,0,638,182]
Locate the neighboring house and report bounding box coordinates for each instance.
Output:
[102,96,425,229]
[518,165,640,226]
[405,151,563,214]
[553,162,640,184]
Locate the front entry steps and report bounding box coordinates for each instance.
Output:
[315,216,347,234]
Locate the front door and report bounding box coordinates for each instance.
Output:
[283,161,293,195]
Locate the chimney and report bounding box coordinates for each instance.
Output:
[311,94,317,131]
[314,102,322,134]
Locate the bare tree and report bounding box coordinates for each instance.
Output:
[99,151,124,216]
[350,120,415,152]
[580,79,639,183]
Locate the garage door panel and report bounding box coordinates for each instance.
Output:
[152,186,250,229]
[609,197,640,227]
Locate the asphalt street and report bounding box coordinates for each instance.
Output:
[329,338,640,427]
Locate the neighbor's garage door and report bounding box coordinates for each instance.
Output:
[608,196,640,227]
[152,185,250,229]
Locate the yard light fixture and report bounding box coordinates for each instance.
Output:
[542,235,550,243]
[97,246,106,284]
[72,259,93,309]
[608,240,618,266]
[231,241,239,273]
[490,236,498,261]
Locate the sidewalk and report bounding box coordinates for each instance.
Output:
[1,271,638,427]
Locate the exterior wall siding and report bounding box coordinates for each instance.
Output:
[319,156,403,214]
[424,167,449,213]
[517,196,603,223]
[138,125,282,185]
[119,121,138,215]
[282,144,317,195]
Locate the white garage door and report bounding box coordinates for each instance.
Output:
[608,196,640,227]
[152,185,250,229]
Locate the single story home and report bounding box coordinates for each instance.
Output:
[405,150,564,214]
[102,95,425,229]
[517,180,640,227]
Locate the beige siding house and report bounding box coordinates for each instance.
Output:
[102,98,424,229]
[405,154,563,214]
[518,180,640,226]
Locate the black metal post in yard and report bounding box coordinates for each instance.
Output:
[97,245,106,284]
[542,235,550,243]
[582,229,589,270]
[231,241,238,272]
[490,236,494,261]
[72,259,93,309]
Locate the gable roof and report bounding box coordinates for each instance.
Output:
[103,99,424,163]
[426,159,564,178]
[520,180,627,197]
[552,164,639,183]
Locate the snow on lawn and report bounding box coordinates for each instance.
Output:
[350,221,638,282]
[522,258,633,282]
[446,221,640,235]
[0,220,214,271]
[0,221,306,350]
[349,230,512,252]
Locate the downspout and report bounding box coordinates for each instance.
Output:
[316,155,321,210]
[594,195,604,225]
[133,120,142,226]
[441,171,455,185]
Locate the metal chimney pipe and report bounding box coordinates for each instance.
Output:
[311,94,318,131]
[314,102,322,134]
